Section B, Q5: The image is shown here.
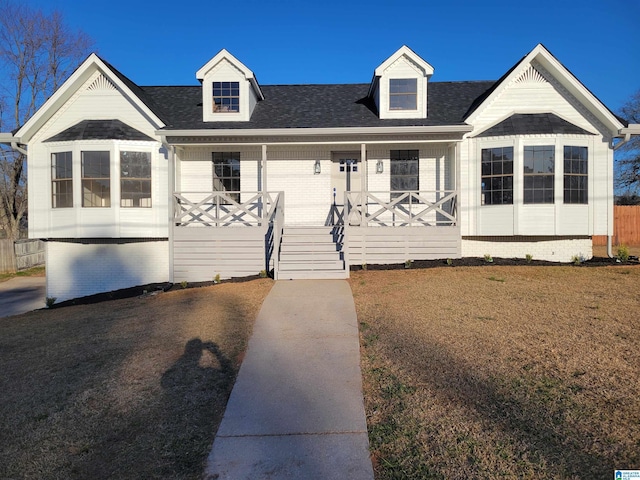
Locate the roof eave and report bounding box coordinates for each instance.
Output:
[156,125,474,138]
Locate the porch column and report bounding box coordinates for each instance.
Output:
[168,144,176,283]
[261,144,267,193]
[454,141,460,226]
[361,143,367,226]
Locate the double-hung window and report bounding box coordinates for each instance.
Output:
[523,146,554,204]
[121,151,151,207]
[51,151,73,208]
[212,152,240,203]
[213,82,240,113]
[390,149,419,201]
[389,79,417,110]
[82,151,110,207]
[564,146,588,204]
[481,147,513,205]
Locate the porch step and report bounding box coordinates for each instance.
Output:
[276,226,347,280]
[278,269,349,280]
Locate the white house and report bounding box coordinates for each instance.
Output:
[1,44,637,302]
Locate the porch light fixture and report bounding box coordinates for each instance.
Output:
[314,160,321,174]
[376,160,384,173]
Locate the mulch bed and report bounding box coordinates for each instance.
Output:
[350,255,638,271]
[52,255,637,309]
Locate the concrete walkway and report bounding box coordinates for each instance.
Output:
[0,276,46,318]
[205,280,374,480]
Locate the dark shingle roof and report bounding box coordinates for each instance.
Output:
[44,119,155,142]
[477,113,594,137]
[140,81,495,130]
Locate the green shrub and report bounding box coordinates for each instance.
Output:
[214,274,221,284]
[180,280,188,289]
[525,253,533,263]
[484,254,493,263]
[617,244,630,263]
[45,297,57,308]
[259,270,267,278]
[446,258,453,266]
[571,254,584,265]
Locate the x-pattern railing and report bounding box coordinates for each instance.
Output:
[346,190,457,227]
[173,191,277,227]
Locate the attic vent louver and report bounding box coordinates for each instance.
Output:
[515,65,547,85]
[87,74,117,91]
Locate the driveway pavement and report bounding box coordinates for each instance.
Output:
[205,279,374,479]
[0,276,46,318]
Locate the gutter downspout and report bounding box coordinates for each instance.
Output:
[11,141,28,156]
[608,125,640,257]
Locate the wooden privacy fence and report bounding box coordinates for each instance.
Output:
[0,239,45,273]
[593,205,640,246]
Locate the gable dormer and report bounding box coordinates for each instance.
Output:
[196,49,264,122]
[369,45,434,120]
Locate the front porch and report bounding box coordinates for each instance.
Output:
[171,188,460,281]
[168,136,464,280]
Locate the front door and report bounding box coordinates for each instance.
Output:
[330,153,361,225]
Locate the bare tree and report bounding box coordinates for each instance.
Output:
[616,89,640,194]
[0,1,92,239]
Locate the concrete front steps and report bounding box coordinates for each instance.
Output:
[277,226,348,280]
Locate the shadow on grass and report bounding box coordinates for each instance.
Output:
[0,286,258,480]
[159,338,234,476]
[365,324,615,479]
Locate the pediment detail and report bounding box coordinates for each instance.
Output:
[87,73,117,91]
[515,65,548,85]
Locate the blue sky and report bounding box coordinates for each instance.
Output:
[22,0,640,112]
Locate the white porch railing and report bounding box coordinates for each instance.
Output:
[173,191,279,227]
[345,190,458,227]
[265,192,285,278]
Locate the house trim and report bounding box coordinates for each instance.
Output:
[15,53,165,143]
[464,44,624,134]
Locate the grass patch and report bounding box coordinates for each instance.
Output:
[0,266,45,282]
[0,279,272,479]
[351,265,640,479]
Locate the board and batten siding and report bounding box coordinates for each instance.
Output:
[172,227,267,282]
[347,226,460,265]
[46,240,169,302]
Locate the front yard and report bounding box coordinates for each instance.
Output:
[0,280,272,479]
[350,265,640,479]
[1,264,638,479]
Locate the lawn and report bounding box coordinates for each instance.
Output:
[350,265,640,479]
[0,279,272,480]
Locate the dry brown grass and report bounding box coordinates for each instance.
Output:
[0,279,272,480]
[351,265,640,479]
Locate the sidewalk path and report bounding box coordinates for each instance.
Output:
[0,276,46,318]
[205,280,374,479]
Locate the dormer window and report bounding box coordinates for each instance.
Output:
[213,81,240,113]
[389,79,417,110]
[196,49,264,122]
[369,46,433,120]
